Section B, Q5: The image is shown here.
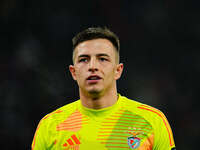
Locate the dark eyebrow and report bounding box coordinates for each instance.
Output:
[78,54,90,58]
[78,54,110,58]
[96,53,110,57]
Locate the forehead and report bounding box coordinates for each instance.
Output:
[74,38,116,57]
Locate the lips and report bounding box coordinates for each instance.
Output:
[86,75,102,84]
[87,75,102,80]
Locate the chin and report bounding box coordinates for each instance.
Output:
[87,89,103,98]
[88,89,101,95]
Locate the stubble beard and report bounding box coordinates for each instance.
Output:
[87,88,103,100]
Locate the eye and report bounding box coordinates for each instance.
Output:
[99,57,108,62]
[79,58,88,63]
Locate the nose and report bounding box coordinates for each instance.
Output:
[88,58,98,72]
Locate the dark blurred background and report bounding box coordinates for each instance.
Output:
[1,0,200,149]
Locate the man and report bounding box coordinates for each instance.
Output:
[32,27,176,150]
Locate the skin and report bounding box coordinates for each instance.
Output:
[69,38,123,109]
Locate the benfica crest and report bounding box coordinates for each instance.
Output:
[127,136,141,149]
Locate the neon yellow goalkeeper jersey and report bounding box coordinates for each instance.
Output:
[32,94,175,150]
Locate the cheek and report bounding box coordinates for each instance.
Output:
[75,66,85,80]
[105,67,116,79]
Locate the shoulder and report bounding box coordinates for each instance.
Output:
[119,95,168,125]
[40,100,80,124]
[118,95,175,148]
[119,95,144,110]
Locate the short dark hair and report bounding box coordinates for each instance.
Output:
[72,27,120,63]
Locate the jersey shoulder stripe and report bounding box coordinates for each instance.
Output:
[45,100,80,119]
[137,104,175,147]
[32,100,80,150]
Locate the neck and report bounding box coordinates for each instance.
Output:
[79,85,118,110]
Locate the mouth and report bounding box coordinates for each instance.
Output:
[87,75,102,83]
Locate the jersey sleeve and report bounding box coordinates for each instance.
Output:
[137,104,176,150]
[31,118,49,150]
[152,110,176,150]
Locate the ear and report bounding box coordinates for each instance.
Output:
[69,65,77,81]
[114,63,124,80]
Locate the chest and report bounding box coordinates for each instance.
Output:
[49,111,154,150]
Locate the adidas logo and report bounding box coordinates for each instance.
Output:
[63,134,81,150]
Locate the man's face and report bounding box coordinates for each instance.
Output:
[69,38,123,96]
